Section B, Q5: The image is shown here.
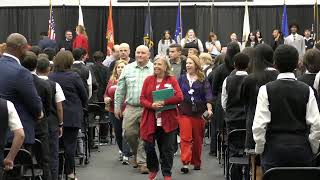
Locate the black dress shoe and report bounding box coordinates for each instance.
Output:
[194,166,201,170]
[181,166,189,174]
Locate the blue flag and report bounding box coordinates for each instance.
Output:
[281,3,289,37]
[174,2,183,44]
[144,3,154,57]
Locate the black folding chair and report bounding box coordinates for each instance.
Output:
[94,102,113,144]
[87,103,105,151]
[3,148,42,180]
[263,167,320,180]
[225,129,249,180]
[314,153,320,167]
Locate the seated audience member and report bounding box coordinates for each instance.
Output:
[37,56,65,180]
[271,29,284,51]
[253,45,320,172]
[30,46,42,56]
[103,44,120,67]
[221,52,249,180]
[0,33,43,146]
[49,51,88,180]
[169,44,187,79]
[181,29,204,53]
[178,55,213,173]
[188,48,198,57]
[255,30,264,44]
[158,30,176,56]
[38,32,57,51]
[241,44,278,179]
[21,51,53,180]
[59,30,73,52]
[140,56,183,180]
[199,52,213,77]
[245,32,258,48]
[205,32,221,57]
[0,43,6,56]
[298,49,320,98]
[304,29,315,50]
[109,43,135,72]
[0,98,24,177]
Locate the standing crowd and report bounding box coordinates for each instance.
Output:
[0,22,320,180]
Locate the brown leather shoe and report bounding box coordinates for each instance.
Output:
[139,165,149,174]
[130,158,139,168]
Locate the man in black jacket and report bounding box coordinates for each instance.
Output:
[21,51,53,180]
[58,30,73,52]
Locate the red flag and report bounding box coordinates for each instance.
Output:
[106,0,114,56]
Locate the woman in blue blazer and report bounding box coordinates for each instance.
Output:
[49,51,88,180]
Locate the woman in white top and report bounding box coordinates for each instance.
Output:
[230,33,242,51]
[157,30,176,56]
[205,32,221,57]
[181,29,204,53]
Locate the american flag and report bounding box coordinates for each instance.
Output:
[48,6,56,40]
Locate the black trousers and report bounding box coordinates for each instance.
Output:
[144,128,176,177]
[36,132,52,180]
[48,127,59,180]
[63,127,79,175]
[109,112,130,157]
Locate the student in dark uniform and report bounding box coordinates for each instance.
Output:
[241,44,279,179]
[221,53,249,180]
[304,29,315,50]
[210,42,240,155]
[253,45,320,172]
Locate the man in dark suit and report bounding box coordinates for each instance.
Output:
[38,32,57,52]
[0,33,43,145]
[21,51,53,180]
[58,30,73,52]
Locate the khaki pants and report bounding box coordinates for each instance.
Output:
[123,105,146,165]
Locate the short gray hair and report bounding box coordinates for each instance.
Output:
[6,33,28,48]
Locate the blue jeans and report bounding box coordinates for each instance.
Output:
[109,112,130,157]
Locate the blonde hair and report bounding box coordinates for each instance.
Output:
[153,55,174,77]
[199,53,213,65]
[0,43,6,55]
[76,25,88,39]
[110,60,128,81]
[188,55,205,82]
[185,29,196,39]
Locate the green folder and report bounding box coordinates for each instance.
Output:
[152,88,176,112]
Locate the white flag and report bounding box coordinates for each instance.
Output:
[242,1,250,48]
[78,1,84,26]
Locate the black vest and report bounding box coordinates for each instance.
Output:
[47,80,59,131]
[225,74,247,123]
[266,79,309,142]
[184,39,199,51]
[0,98,9,165]
[71,62,90,94]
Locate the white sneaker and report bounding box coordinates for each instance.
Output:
[122,156,129,165]
[118,151,123,161]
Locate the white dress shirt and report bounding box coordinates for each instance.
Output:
[7,100,23,131]
[253,72,320,154]
[313,72,320,92]
[221,71,248,111]
[38,75,66,103]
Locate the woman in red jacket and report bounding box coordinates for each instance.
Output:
[140,56,183,180]
[73,25,89,53]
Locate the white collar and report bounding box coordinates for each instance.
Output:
[31,71,37,76]
[305,70,317,75]
[277,72,297,80]
[235,71,248,76]
[265,67,277,71]
[304,37,312,41]
[73,61,85,64]
[3,53,20,65]
[38,75,49,80]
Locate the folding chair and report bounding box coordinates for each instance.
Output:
[3,148,43,180]
[94,102,113,145]
[225,129,249,180]
[314,153,320,167]
[88,104,105,151]
[263,167,320,180]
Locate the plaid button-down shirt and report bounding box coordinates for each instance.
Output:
[114,61,154,111]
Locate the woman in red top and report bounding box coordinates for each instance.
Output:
[73,25,89,53]
[104,60,130,164]
[140,56,183,180]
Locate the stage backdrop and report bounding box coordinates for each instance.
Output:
[0,5,314,55]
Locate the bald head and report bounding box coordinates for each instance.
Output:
[6,33,28,48]
[119,43,130,60]
[112,44,120,59]
[5,33,28,60]
[135,45,150,66]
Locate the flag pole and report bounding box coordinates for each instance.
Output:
[316,0,319,41]
[179,0,182,39]
[211,0,214,32]
[48,0,52,35]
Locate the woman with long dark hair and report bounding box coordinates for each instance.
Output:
[245,32,258,48]
[255,30,264,44]
[157,30,176,56]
